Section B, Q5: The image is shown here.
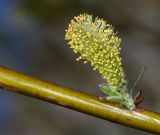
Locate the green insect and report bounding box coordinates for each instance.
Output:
[99,66,146,110]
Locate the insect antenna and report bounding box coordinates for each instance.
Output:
[129,65,146,97]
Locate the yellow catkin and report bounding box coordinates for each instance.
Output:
[65,14,126,90]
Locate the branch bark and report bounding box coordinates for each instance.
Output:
[0,66,159,134]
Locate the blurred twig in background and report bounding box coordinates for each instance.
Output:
[0,67,159,134]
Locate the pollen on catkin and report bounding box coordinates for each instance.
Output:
[65,14,126,90]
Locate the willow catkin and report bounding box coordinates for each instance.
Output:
[65,14,126,90]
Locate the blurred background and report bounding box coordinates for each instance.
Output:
[0,0,160,135]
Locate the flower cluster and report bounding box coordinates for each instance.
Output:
[65,14,126,90]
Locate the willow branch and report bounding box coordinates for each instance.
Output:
[0,66,159,134]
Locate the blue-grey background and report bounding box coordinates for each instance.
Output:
[0,0,159,135]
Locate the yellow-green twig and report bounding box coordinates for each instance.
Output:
[0,66,159,134]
